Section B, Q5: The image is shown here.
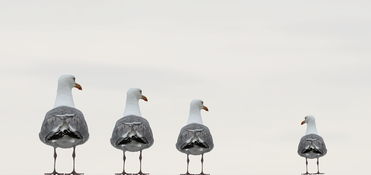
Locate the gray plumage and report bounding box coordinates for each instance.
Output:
[39,106,89,148]
[111,115,154,152]
[176,123,214,155]
[298,134,327,159]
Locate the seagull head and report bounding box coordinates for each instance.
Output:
[127,88,148,102]
[301,115,315,125]
[58,74,82,90]
[191,99,209,112]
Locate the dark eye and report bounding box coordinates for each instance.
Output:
[73,77,76,81]
[139,90,142,94]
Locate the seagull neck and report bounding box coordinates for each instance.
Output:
[305,120,318,135]
[187,107,203,124]
[54,86,74,107]
[123,97,141,116]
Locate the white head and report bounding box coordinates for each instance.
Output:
[187,99,209,124]
[126,88,148,102]
[57,74,82,90]
[123,88,148,116]
[54,74,82,107]
[301,115,316,125]
[190,99,209,112]
[301,115,318,135]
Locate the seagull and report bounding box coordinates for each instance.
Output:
[176,100,214,175]
[111,88,154,175]
[298,115,327,175]
[39,75,89,175]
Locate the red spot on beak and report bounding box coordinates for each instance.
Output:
[141,95,148,102]
[74,83,82,90]
[202,106,209,111]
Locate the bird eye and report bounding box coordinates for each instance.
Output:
[139,90,142,94]
[73,77,76,81]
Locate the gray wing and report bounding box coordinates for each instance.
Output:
[111,115,154,150]
[39,106,89,146]
[176,123,214,155]
[298,134,327,159]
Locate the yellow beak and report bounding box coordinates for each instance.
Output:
[141,95,148,102]
[202,105,209,111]
[74,83,82,90]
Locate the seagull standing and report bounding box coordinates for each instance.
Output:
[176,100,214,175]
[298,115,327,175]
[39,75,89,175]
[111,88,154,175]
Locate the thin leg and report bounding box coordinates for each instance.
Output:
[139,150,143,174]
[45,147,63,175]
[65,146,82,175]
[317,158,320,174]
[200,154,204,175]
[53,147,57,173]
[186,154,190,174]
[122,151,126,174]
[305,158,308,174]
[72,146,76,173]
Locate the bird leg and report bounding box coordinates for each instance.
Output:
[137,150,148,175]
[138,150,142,174]
[123,151,127,174]
[115,151,128,175]
[185,154,190,175]
[305,158,309,175]
[317,158,319,174]
[315,158,324,174]
[45,147,63,175]
[200,154,204,175]
[65,146,83,175]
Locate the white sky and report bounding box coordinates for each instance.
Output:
[0,0,371,175]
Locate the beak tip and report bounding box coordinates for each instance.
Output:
[202,106,209,112]
[141,95,148,102]
[74,83,82,90]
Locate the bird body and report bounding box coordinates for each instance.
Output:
[40,106,89,149]
[176,123,213,155]
[176,99,213,175]
[298,134,327,159]
[298,115,327,174]
[111,115,154,152]
[110,88,153,175]
[39,75,87,175]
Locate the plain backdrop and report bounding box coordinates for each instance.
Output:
[0,0,370,175]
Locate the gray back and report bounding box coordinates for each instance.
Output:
[39,106,89,147]
[298,134,327,159]
[176,123,214,155]
[111,115,154,151]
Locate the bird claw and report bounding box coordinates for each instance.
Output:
[302,173,325,175]
[181,173,209,175]
[115,173,130,175]
[115,173,149,175]
[45,171,64,175]
[137,172,149,175]
[65,171,83,175]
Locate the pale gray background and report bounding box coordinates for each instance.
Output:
[0,0,370,175]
